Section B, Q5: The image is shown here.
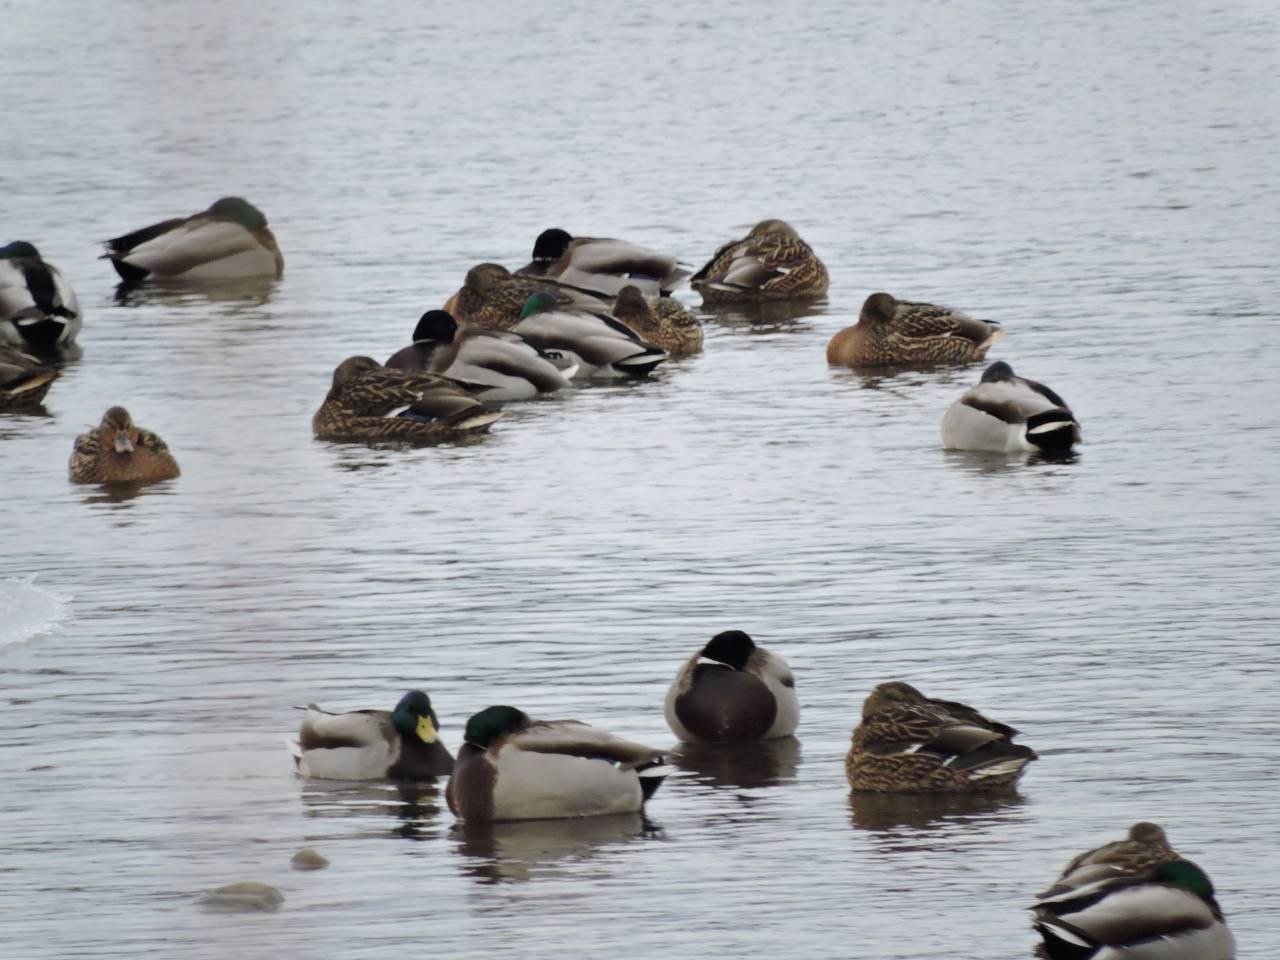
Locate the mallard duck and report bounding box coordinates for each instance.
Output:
[384,309,576,401]
[942,361,1080,453]
[446,705,670,821]
[690,220,829,303]
[313,356,502,444]
[827,292,1003,367]
[288,690,454,781]
[0,241,81,357]
[845,681,1036,792]
[514,292,667,378]
[0,346,59,409]
[665,630,798,742]
[102,197,283,284]
[442,262,600,331]
[516,227,690,298]
[1032,826,1235,959]
[69,406,181,485]
[611,285,704,357]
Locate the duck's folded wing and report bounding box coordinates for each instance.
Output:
[298,707,391,750]
[103,217,187,256]
[926,696,1020,738]
[111,217,258,273]
[961,380,1063,425]
[897,302,998,344]
[513,720,663,769]
[1035,880,1220,948]
[691,237,742,283]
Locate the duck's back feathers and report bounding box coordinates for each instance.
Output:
[513,720,666,769]
[518,230,689,298]
[512,303,667,378]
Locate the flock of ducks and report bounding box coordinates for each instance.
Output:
[6,200,1211,957]
[290,630,1232,959]
[2,198,1082,482]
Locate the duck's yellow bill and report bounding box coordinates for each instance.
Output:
[416,716,437,743]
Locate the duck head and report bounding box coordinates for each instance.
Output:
[530,228,574,264]
[463,705,531,749]
[391,690,442,744]
[861,680,928,718]
[100,406,139,454]
[208,197,268,230]
[520,291,559,319]
[861,292,899,324]
[413,310,459,345]
[0,241,41,259]
[700,630,757,670]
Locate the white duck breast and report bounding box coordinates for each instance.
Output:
[512,308,667,378]
[941,362,1079,453]
[0,258,81,352]
[117,219,278,280]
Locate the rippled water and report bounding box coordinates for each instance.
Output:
[4,1,1278,957]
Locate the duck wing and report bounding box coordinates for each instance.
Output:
[105,215,259,275]
[298,706,394,751]
[512,720,664,770]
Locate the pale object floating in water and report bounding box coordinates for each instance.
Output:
[198,881,284,911]
[291,848,329,871]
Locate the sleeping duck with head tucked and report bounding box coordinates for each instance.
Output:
[447,705,670,822]
[102,197,283,284]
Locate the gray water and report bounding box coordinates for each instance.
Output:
[3,1,1278,957]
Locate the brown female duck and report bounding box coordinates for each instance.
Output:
[827,292,1003,367]
[845,681,1036,792]
[0,346,59,409]
[69,406,180,484]
[611,286,704,357]
[313,356,501,444]
[691,220,829,303]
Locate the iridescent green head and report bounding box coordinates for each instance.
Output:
[520,292,559,319]
[464,705,530,748]
[0,241,40,259]
[208,197,268,230]
[391,690,441,744]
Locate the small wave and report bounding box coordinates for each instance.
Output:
[0,577,71,648]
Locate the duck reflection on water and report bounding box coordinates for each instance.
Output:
[672,735,801,790]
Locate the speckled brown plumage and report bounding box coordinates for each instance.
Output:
[827,292,1004,367]
[443,263,592,331]
[845,681,1036,793]
[312,356,500,444]
[69,406,180,485]
[691,220,829,304]
[611,286,704,357]
[1056,822,1181,880]
[0,346,58,409]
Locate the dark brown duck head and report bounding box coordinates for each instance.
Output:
[860,292,899,325]
[861,680,928,718]
[748,219,800,240]
[100,406,139,454]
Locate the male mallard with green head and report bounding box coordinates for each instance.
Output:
[69,406,180,485]
[313,356,502,444]
[0,346,60,409]
[447,705,670,821]
[1032,823,1235,959]
[288,690,454,781]
[102,197,283,284]
[517,227,690,298]
[691,219,829,304]
[846,681,1036,792]
[665,631,798,742]
[827,292,1002,367]
[0,241,81,357]
[611,285,704,358]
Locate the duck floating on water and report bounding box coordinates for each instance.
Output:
[447,705,670,821]
[691,220,829,304]
[0,346,60,409]
[827,292,1002,367]
[941,360,1080,454]
[514,292,667,379]
[516,227,689,298]
[665,630,798,742]
[0,241,81,358]
[288,690,454,781]
[69,406,180,485]
[102,197,283,284]
[611,285,704,357]
[845,681,1036,792]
